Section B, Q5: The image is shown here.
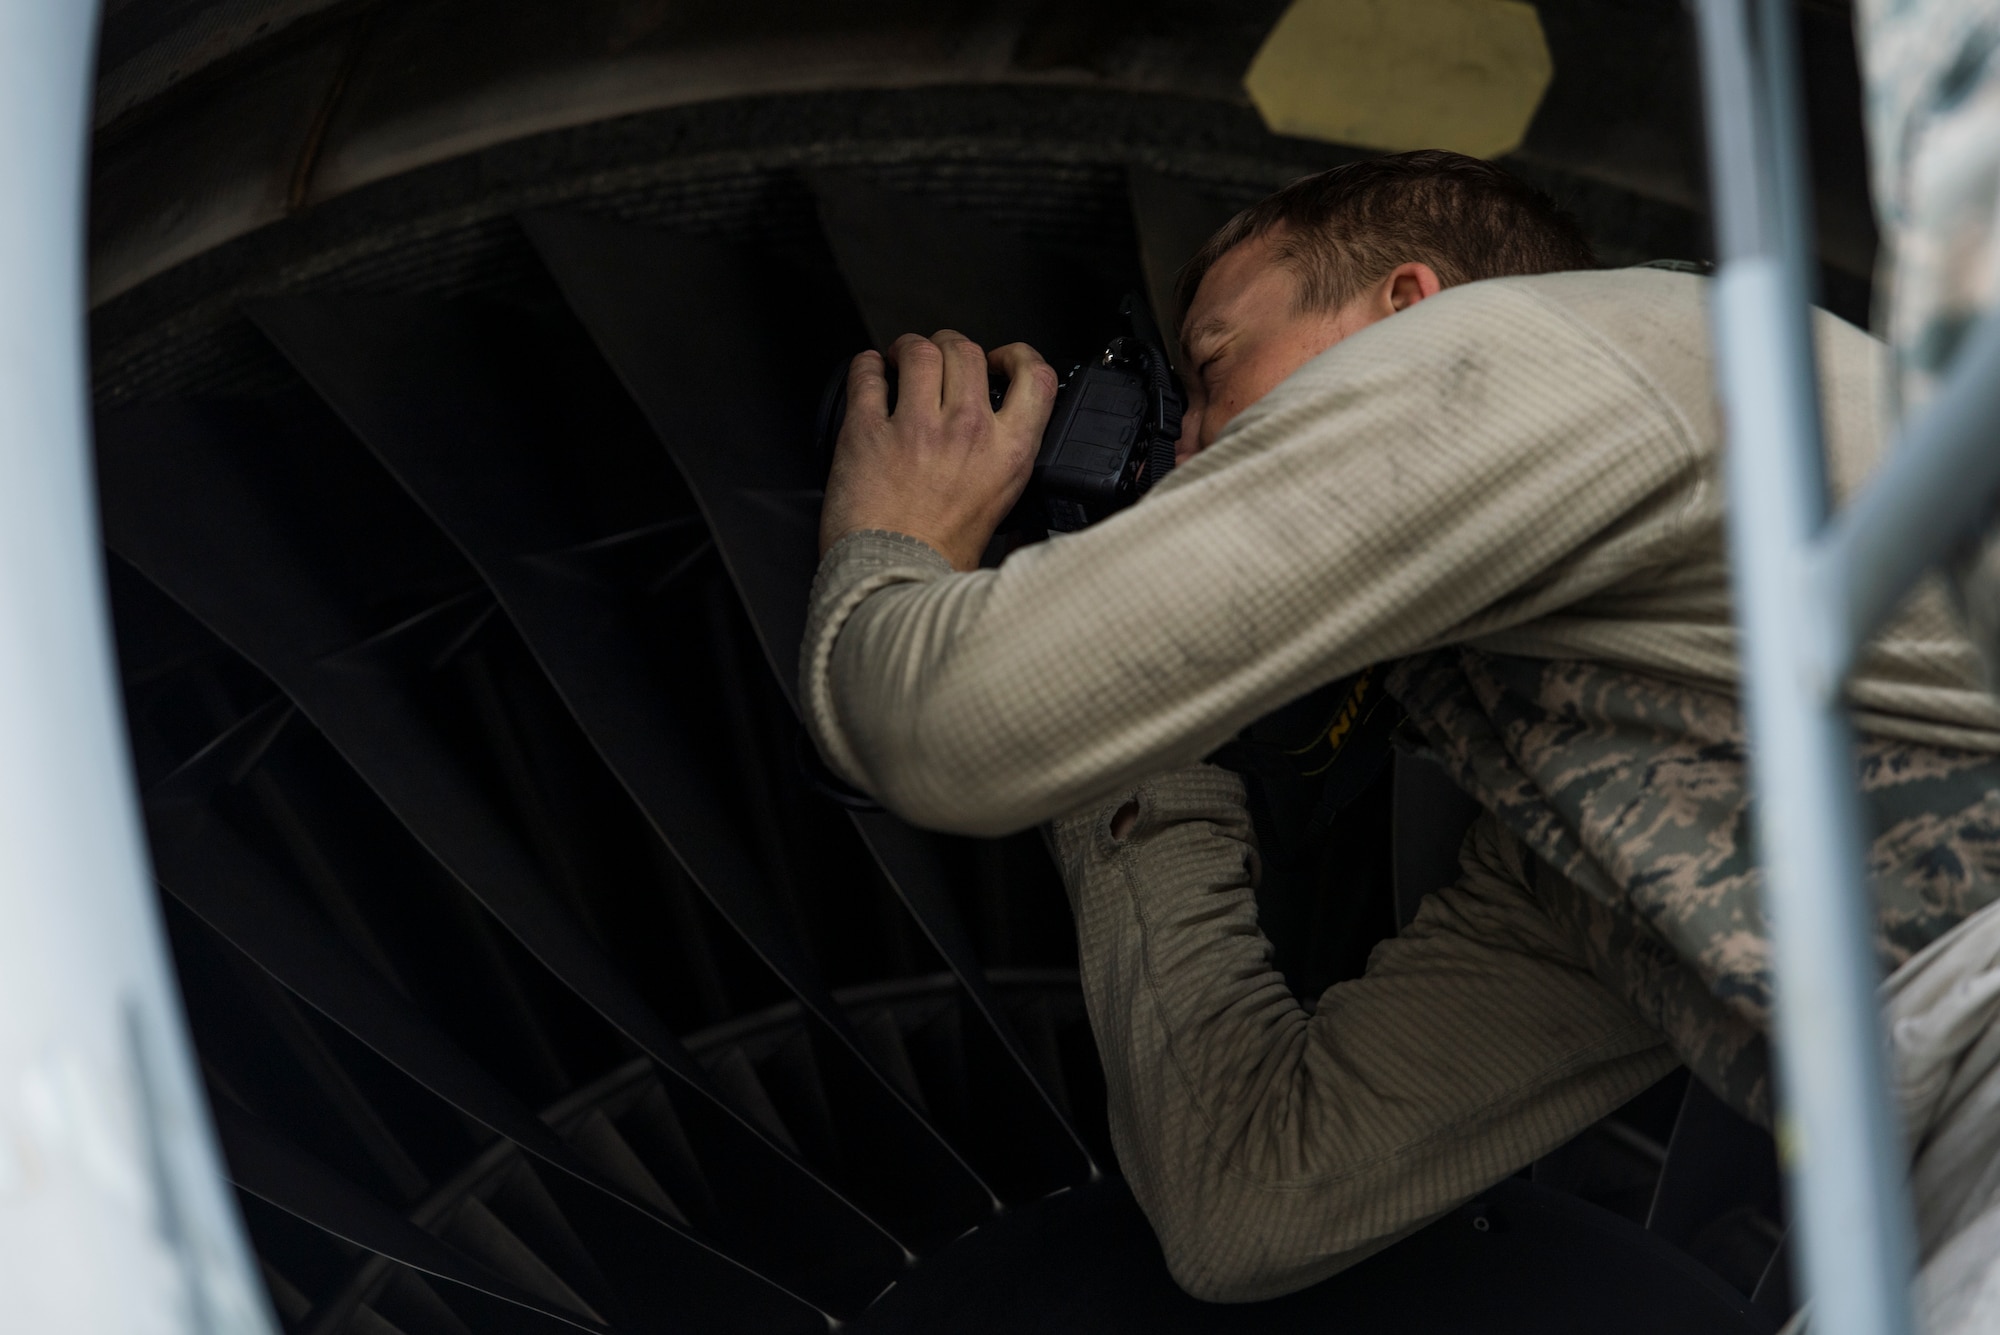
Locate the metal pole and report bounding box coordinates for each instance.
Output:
[0,3,275,1331]
[1692,1,1919,1332]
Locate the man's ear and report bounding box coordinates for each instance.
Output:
[1386,261,1443,313]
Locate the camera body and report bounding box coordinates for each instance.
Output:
[1031,336,1185,531]
[816,332,1185,534]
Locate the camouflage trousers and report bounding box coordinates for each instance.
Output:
[1387,650,2000,1122]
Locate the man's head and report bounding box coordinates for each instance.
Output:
[1172,150,1598,457]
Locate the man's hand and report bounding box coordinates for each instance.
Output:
[819,330,1059,570]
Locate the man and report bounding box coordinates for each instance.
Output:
[801,152,2000,1300]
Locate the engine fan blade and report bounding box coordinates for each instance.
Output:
[524,210,1101,1193]
[97,400,908,1311]
[248,291,999,1242]
[1125,166,1241,372]
[211,1098,615,1333]
[807,167,1108,361]
[148,704,752,1250]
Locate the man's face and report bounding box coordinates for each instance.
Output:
[1175,229,1436,460]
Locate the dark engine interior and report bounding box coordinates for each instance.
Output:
[88,3,1871,1329]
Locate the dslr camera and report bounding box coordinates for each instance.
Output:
[799,301,1187,808]
[816,303,1186,534]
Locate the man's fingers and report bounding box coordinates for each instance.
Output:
[931,329,990,418]
[825,334,1039,568]
[990,342,1058,431]
[846,349,889,423]
[887,333,943,414]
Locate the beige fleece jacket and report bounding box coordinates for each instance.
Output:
[802,268,2000,839]
[799,266,2000,1301]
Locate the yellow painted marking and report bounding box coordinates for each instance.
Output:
[1244,0,1554,160]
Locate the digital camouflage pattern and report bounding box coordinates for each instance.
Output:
[1386,650,2000,1122]
[1853,0,2000,682]
[1855,0,2000,406]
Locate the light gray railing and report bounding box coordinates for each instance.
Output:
[0,3,274,1331]
[1694,1,2000,1332]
